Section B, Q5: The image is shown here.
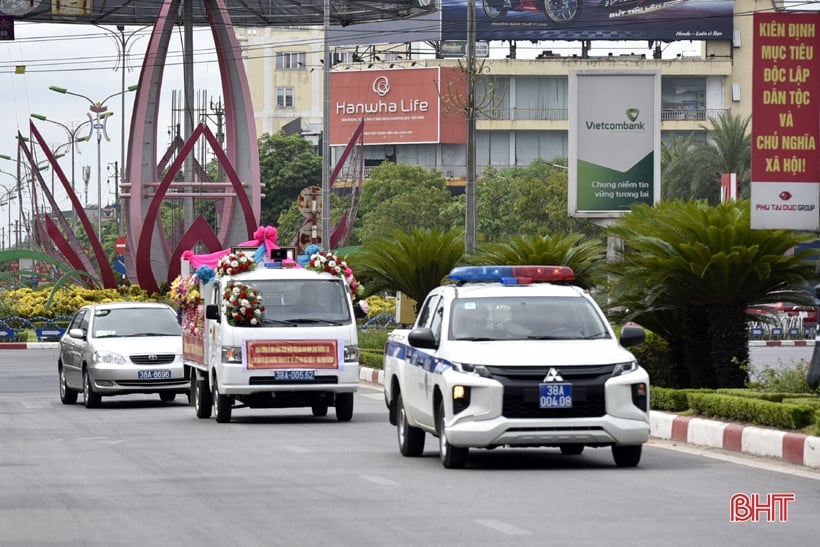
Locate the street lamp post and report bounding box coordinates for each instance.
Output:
[0,181,17,250]
[49,84,137,238]
[29,114,90,200]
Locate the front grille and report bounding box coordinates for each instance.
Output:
[249,376,339,385]
[484,365,614,419]
[130,354,177,365]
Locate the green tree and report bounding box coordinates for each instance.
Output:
[607,199,815,389]
[258,132,322,227]
[347,227,464,303]
[353,162,454,244]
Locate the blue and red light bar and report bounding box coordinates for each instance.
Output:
[448,265,576,285]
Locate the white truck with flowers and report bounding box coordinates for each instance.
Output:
[176,248,362,423]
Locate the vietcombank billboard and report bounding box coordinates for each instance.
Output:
[568,70,661,218]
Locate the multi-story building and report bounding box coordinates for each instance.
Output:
[234,0,777,188]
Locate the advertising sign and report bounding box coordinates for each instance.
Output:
[750,12,820,231]
[329,67,465,146]
[568,70,660,217]
[442,0,734,42]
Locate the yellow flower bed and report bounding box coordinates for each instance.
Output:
[1,286,162,318]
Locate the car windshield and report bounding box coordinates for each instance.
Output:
[230,279,352,326]
[92,307,182,338]
[449,296,611,341]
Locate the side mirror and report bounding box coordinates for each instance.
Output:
[205,304,221,322]
[814,283,820,301]
[68,328,85,339]
[620,323,646,348]
[408,327,438,350]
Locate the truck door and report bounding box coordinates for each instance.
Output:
[406,293,443,427]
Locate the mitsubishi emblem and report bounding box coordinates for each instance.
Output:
[543,368,563,382]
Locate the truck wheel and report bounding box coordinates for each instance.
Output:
[335,392,354,422]
[612,444,642,467]
[397,392,425,457]
[212,381,232,423]
[59,364,78,405]
[560,445,584,455]
[312,402,329,417]
[438,400,468,468]
[194,377,212,419]
[83,368,101,409]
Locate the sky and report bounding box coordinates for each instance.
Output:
[0,21,223,246]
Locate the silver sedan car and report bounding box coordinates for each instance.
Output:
[58,302,189,408]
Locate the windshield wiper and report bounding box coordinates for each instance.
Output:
[581,331,610,339]
[133,332,178,336]
[286,318,343,326]
[457,336,495,341]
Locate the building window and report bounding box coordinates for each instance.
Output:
[275,52,306,70]
[277,87,294,108]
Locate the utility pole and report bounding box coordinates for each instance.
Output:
[465,0,477,253]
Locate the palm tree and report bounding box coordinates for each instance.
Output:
[608,199,816,388]
[347,228,465,303]
[467,233,606,290]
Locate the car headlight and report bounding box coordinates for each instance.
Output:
[612,360,639,377]
[221,346,243,363]
[93,350,126,365]
[452,362,491,378]
[344,344,359,363]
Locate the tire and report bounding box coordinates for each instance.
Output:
[83,368,101,409]
[335,392,354,422]
[483,0,507,19]
[438,399,468,468]
[612,444,642,467]
[544,0,581,23]
[59,364,78,405]
[194,377,212,419]
[312,402,329,417]
[396,392,425,457]
[559,444,584,455]
[212,379,232,423]
[159,392,176,403]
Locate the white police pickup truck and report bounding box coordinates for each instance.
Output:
[383,265,649,468]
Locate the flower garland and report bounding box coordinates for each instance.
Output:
[223,280,265,326]
[305,250,365,300]
[169,274,203,336]
[216,251,256,277]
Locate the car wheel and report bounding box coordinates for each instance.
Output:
[159,392,176,403]
[397,392,425,457]
[335,392,354,422]
[560,444,584,456]
[483,0,507,19]
[59,364,78,405]
[312,402,329,417]
[438,399,468,468]
[194,377,212,419]
[83,368,101,409]
[212,379,232,423]
[612,444,642,467]
[544,0,581,24]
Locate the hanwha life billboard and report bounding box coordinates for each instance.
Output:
[750,11,820,231]
[329,67,466,146]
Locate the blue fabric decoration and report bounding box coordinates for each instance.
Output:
[195,265,216,285]
[296,243,323,267]
[253,245,267,264]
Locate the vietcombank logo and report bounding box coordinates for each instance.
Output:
[585,108,645,131]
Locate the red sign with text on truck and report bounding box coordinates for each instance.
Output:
[179,250,360,423]
[383,265,649,468]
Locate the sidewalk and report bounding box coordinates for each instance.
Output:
[358,367,820,471]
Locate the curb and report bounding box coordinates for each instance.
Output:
[0,342,60,350]
[748,340,815,347]
[359,367,820,470]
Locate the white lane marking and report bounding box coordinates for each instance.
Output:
[283,445,312,454]
[360,474,398,486]
[474,519,532,536]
